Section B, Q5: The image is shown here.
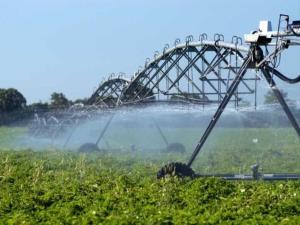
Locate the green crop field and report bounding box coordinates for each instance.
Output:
[1,126,300,224]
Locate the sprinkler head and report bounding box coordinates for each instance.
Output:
[251,164,261,180]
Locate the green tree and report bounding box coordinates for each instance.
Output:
[50,92,70,108]
[264,88,288,104]
[29,101,49,112]
[0,88,26,112]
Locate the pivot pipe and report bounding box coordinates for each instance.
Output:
[265,65,300,84]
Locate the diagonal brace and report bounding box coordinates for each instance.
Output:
[187,54,252,167]
[261,68,300,138]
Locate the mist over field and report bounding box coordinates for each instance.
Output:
[1,103,299,176]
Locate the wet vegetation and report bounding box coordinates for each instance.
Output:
[0,127,300,224]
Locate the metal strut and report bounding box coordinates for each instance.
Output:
[261,68,300,138]
[187,53,253,167]
[63,124,78,148]
[152,118,169,146]
[95,113,115,146]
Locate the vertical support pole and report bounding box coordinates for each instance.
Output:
[157,69,160,100]
[177,61,180,92]
[187,52,190,94]
[254,72,258,110]
[191,62,194,94]
[236,51,239,109]
[261,68,300,138]
[165,63,169,100]
[202,57,205,110]
[218,63,221,103]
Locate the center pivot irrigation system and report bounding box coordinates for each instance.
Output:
[31,15,300,180]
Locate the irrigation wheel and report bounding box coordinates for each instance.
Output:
[78,143,101,153]
[157,162,195,179]
[166,143,186,153]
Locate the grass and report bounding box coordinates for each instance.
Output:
[0,126,25,149]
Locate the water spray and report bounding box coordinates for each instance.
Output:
[28,14,300,180]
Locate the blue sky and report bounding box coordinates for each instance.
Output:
[0,0,299,103]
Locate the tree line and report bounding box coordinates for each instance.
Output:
[0,88,86,125]
[0,87,298,126]
[0,89,87,113]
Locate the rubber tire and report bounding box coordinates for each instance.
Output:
[78,143,101,153]
[166,143,186,153]
[157,162,195,179]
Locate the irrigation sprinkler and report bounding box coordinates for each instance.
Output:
[158,14,300,180]
[28,14,300,180]
[76,111,186,154]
